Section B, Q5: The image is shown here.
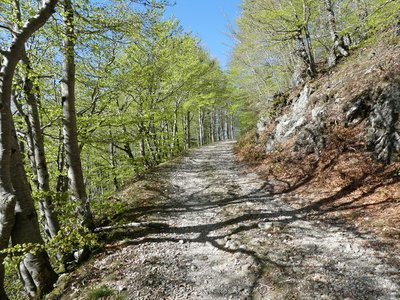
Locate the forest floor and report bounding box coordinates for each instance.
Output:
[53,141,400,300]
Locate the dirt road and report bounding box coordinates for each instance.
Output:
[60,141,400,299]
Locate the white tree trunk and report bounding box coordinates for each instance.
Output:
[0,0,59,297]
[21,50,60,240]
[61,0,94,230]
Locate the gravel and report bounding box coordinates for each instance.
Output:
[57,141,400,300]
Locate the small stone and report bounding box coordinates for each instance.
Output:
[117,285,127,292]
[258,222,273,230]
[179,240,184,244]
[241,264,251,271]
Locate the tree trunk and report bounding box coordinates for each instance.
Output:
[223,111,228,140]
[10,124,58,298]
[171,104,179,154]
[218,112,224,141]
[230,115,235,140]
[210,111,215,143]
[198,109,203,146]
[21,51,60,240]
[56,131,69,194]
[186,111,191,149]
[324,0,349,67]
[109,142,119,191]
[12,1,59,240]
[0,56,18,299]
[61,0,94,230]
[0,0,59,296]
[12,96,39,186]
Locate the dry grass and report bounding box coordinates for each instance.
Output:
[238,123,400,244]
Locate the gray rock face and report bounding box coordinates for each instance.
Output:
[265,85,312,151]
[344,89,373,126]
[261,84,328,155]
[256,117,269,138]
[258,76,400,163]
[367,81,400,163]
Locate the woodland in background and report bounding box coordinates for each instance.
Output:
[0,0,238,298]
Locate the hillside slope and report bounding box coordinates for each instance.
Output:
[236,38,400,243]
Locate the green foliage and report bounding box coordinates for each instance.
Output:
[47,225,99,256]
[4,263,26,300]
[86,285,115,299]
[0,225,98,268]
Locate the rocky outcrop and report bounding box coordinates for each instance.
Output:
[257,43,400,164]
[367,80,400,163]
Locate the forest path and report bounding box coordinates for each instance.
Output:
[64,141,400,299]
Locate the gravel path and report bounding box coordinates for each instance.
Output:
[65,141,400,299]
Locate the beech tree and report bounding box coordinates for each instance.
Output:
[0,0,59,297]
[12,0,61,241]
[61,0,94,230]
[324,0,349,67]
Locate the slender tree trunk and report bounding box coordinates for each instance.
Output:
[21,51,60,239]
[215,111,220,141]
[109,142,119,191]
[186,111,191,149]
[218,112,224,141]
[198,109,203,146]
[210,111,215,143]
[56,131,68,194]
[138,123,148,166]
[12,97,39,186]
[226,113,231,140]
[145,136,157,166]
[182,113,187,150]
[61,0,94,230]
[12,3,59,240]
[230,115,235,140]
[324,0,349,67]
[171,105,179,154]
[223,111,228,140]
[115,99,135,162]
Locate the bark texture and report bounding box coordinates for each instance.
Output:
[21,43,60,241]
[10,125,58,297]
[0,0,59,297]
[61,0,94,230]
[324,0,349,67]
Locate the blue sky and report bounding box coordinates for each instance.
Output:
[165,0,241,70]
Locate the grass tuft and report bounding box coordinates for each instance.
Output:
[86,285,114,299]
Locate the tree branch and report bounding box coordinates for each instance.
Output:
[94,221,169,233]
[0,23,17,34]
[9,0,59,57]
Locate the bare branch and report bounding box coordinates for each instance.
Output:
[94,221,169,233]
[0,23,17,34]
